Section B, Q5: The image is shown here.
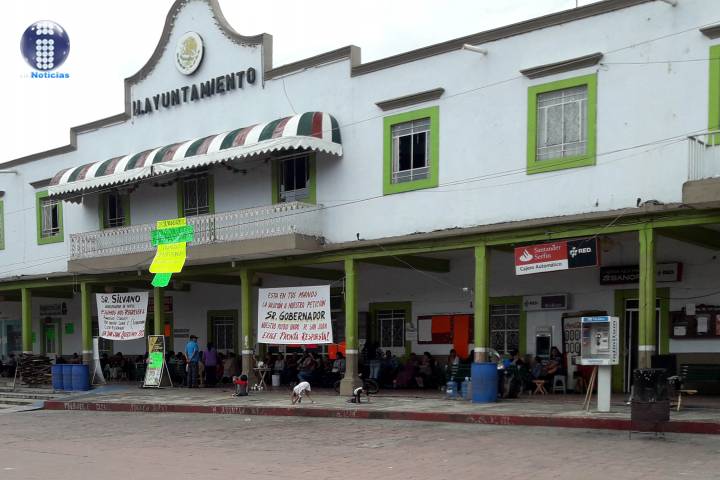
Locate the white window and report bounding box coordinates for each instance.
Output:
[278,156,310,202]
[377,309,405,348]
[536,85,587,161]
[490,304,520,355]
[182,176,210,217]
[211,314,236,353]
[391,118,430,183]
[41,197,61,237]
[103,192,126,228]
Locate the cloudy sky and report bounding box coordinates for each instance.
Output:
[2,0,595,163]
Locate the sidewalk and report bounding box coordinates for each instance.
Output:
[42,383,720,434]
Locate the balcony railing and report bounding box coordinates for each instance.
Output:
[70,202,323,260]
[688,131,720,181]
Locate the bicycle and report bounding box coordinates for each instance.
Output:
[333,374,379,394]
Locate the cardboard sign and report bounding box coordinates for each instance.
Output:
[515,238,598,276]
[257,285,333,344]
[96,292,149,341]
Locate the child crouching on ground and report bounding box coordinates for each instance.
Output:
[291,381,314,404]
[232,374,248,396]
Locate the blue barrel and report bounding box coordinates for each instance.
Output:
[71,364,90,391]
[51,364,64,390]
[471,362,498,403]
[62,364,74,391]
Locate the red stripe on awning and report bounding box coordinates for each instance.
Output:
[311,112,323,138]
[50,168,71,186]
[76,163,94,181]
[160,143,182,163]
[196,136,215,155]
[271,117,292,138]
[104,156,123,175]
[232,125,257,147]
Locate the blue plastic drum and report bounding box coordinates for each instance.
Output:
[51,364,63,390]
[471,362,498,403]
[62,364,73,391]
[71,364,90,391]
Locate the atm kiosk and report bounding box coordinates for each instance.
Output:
[580,316,619,412]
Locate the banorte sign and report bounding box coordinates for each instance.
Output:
[515,238,598,276]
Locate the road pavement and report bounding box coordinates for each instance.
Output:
[1,411,719,479]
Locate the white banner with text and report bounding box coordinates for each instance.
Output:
[96,292,149,341]
[257,285,332,344]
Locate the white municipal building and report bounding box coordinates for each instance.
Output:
[3,0,720,393]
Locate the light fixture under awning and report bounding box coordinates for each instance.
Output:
[48,112,342,198]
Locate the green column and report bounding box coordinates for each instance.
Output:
[474,243,490,363]
[340,257,361,395]
[240,268,254,376]
[81,282,92,364]
[153,287,164,336]
[21,288,32,353]
[638,226,656,369]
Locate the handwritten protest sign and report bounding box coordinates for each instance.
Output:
[96,292,149,340]
[257,285,332,344]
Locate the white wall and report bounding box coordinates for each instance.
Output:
[0,1,715,280]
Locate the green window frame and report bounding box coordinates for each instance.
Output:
[0,199,5,250]
[98,192,131,229]
[271,154,317,204]
[36,190,63,245]
[383,106,439,195]
[177,174,215,217]
[708,45,720,139]
[369,301,412,355]
[527,73,597,174]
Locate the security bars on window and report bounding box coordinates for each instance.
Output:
[378,309,405,348]
[104,192,126,228]
[392,118,431,183]
[279,155,310,202]
[536,85,587,161]
[490,304,520,355]
[41,198,60,237]
[183,176,210,217]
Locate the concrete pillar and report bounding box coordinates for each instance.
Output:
[340,257,361,395]
[21,288,32,353]
[240,268,254,377]
[638,226,656,369]
[81,282,92,365]
[473,244,490,363]
[153,287,164,337]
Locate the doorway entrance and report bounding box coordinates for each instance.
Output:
[0,320,21,360]
[622,298,660,392]
[208,310,238,355]
[42,319,62,357]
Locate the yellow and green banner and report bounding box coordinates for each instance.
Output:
[149,218,194,287]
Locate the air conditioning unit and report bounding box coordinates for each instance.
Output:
[522,294,569,311]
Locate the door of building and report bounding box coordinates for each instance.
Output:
[209,311,237,355]
[623,298,660,392]
[1,320,21,359]
[43,320,61,357]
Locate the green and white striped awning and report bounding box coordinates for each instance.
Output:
[48,112,342,197]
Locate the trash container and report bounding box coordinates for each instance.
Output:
[271,374,281,387]
[471,362,498,403]
[630,368,670,432]
[51,364,64,390]
[71,364,90,391]
[62,364,73,391]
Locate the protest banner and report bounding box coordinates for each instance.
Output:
[96,292,149,341]
[257,285,332,344]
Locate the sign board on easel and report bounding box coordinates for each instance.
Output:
[142,335,173,388]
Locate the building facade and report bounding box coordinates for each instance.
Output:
[2,0,720,393]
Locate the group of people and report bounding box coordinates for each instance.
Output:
[255,351,347,387]
[180,335,241,388]
[362,344,464,390]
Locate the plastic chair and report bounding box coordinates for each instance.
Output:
[552,375,566,394]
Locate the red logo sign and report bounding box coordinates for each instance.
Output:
[514,238,598,276]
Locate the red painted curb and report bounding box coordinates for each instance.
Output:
[42,400,720,435]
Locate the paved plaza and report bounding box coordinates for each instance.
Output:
[1,410,719,479]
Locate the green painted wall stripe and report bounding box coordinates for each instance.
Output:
[344,258,358,350]
[474,244,489,352]
[527,73,597,174]
[709,45,720,143]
